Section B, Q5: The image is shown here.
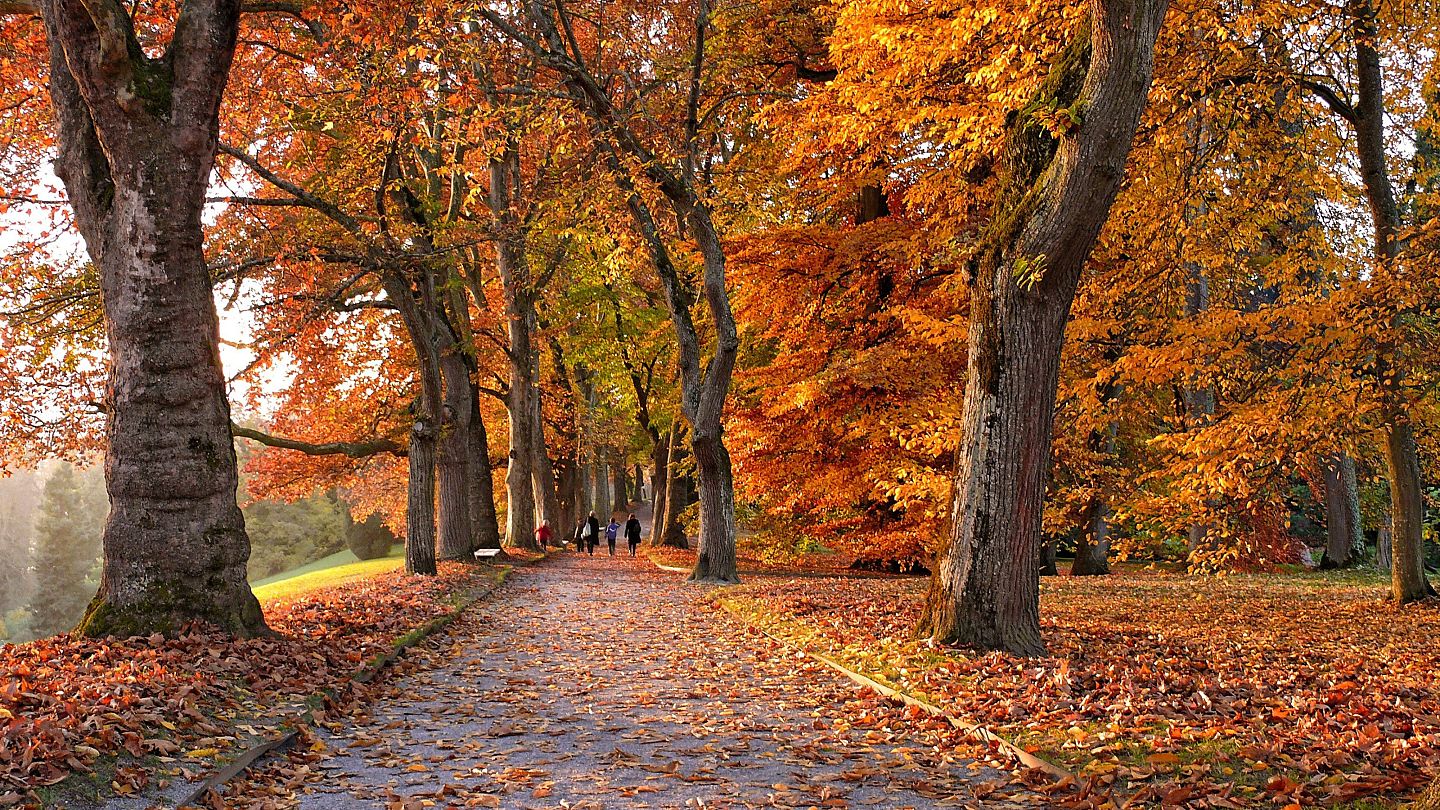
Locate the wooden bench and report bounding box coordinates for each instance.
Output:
[473,548,502,561]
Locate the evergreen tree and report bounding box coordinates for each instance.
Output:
[29,465,103,637]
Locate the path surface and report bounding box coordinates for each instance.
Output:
[258,553,1039,809]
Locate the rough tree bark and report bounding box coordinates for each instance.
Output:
[917,0,1170,655]
[38,0,266,636]
[437,348,476,560]
[1073,421,1116,576]
[381,268,445,575]
[661,423,691,549]
[612,460,628,512]
[404,411,439,575]
[468,381,502,550]
[592,455,611,521]
[1319,452,1364,568]
[490,148,540,551]
[649,430,671,545]
[531,401,562,533]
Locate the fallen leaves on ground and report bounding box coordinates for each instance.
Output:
[223,554,1047,809]
[0,561,498,807]
[720,569,1440,807]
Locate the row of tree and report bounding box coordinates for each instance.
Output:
[1,0,1438,654]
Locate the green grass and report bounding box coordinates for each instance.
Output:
[251,544,403,587]
[251,545,405,604]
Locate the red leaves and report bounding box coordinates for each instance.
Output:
[726,570,1440,806]
[0,562,485,804]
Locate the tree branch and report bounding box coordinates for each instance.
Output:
[231,424,405,458]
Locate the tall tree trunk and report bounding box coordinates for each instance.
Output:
[531,401,561,533]
[685,221,741,583]
[1038,537,1059,576]
[405,415,439,575]
[468,385,502,550]
[592,455,611,520]
[1319,452,1363,568]
[40,0,266,637]
[649,430,671,545]
[1072,500,1112,576]
[437,349,475,560]
[917,0,1169,655]
[633,464,644,501]
[491,148,540,551]
[1347,0,1434,602]
[555,457,577,536]
[612,459,628,512]
[576,451,592,524]
[1384,422,1434,600]
[662,426,691,549]
[1074,420,1115,574]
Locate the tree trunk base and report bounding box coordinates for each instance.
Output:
[1393,582,1438,605]
[917,579,1047,657]
[686,574,741,586]
[77,582,265,639]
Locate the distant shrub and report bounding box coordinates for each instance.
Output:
[347,513,398,561]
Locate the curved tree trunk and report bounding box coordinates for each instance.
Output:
[40,0,266,637]
[917,0,1169,655]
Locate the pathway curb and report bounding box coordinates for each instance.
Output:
[642,552,1072,784]
[170,555,544,809]
[714,599,1072,782]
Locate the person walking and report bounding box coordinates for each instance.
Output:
[574,519,589,553]
[625,513,642,557]
[535,520,552,551]
[605,517,620,556]
[586,511,600,555]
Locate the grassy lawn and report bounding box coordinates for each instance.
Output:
[251,545,405,604]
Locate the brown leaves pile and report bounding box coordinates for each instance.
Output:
[0,562,486,805]
[724,570,1440,807]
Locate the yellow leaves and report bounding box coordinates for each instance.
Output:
[184,747,220,759]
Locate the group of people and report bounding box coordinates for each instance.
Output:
[532,512,643,556]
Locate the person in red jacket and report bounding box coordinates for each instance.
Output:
[534,520,553,551]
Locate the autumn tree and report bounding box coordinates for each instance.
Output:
[477,0,747,583]
[16,0,267,636]
[914,0,1169,654]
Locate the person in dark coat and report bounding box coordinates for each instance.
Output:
[586,511,600,555]
[573,519,587,552]
[624,514,642,556]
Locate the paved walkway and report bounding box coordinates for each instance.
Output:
[262,553,1037,809]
